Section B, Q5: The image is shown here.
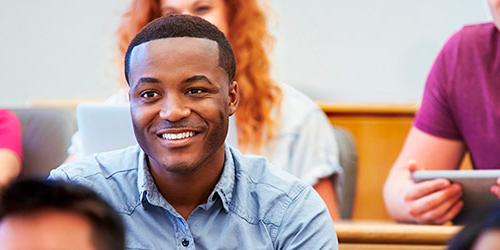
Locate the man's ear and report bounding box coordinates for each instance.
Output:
[228,80,239,116]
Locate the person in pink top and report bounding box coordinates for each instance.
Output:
[0,110,22,187]
[384,0,500,224]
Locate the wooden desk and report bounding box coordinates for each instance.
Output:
[336,221,461,250]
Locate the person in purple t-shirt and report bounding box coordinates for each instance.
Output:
[384,0,500,224]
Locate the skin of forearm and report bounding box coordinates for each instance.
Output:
[0,150,22,187]
[314,177,340,220]
[383,168,414,222]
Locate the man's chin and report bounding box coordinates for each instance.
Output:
[161,162,200,175]
[148,155,198,175]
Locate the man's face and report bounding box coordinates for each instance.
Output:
[128,37,238,174]
[0,210,96,250]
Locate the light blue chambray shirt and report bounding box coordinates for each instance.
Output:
[49,145,338,250]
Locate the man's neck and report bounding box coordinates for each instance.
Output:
[148,147,226,219]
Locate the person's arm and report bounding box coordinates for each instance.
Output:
[292,106,343,221]
[314,177,340,220]
[383,127,466,224]
[0,110,23,187]
[0,149,21,187]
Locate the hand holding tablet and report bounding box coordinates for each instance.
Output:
[412,170,500,224]
[395,162,463,224]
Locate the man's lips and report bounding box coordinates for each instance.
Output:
[155,127,203,141]
[159,131,196,140]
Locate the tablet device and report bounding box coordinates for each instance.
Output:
[77,103,239,157]
[412,170,500,224]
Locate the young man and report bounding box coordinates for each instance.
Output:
[0,179,124,250]
[384,0,500,224]
[50,15,337,249]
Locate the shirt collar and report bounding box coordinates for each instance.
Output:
[208,145,236,212]
[137,149,157,206]
[136,145,236,212]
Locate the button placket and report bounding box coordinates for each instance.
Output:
[173,216,194,249]
[181,238,190,247]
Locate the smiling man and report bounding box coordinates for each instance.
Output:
[50,15,337,249]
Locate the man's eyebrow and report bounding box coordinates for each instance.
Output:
[182,75,214,85]
[134,77,161,87]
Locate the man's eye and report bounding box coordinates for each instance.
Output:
[187,89,206,95]
[140,91,159,99]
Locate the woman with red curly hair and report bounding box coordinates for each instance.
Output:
[71,0,343,219]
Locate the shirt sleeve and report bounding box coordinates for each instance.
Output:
[47,167,70,182]
[414,30,463,140]
[274,186,338,249]
[289,108,344,194]
[0,110,23,160]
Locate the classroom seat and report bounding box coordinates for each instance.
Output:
[12,108,76,177]
[333,126,357,219]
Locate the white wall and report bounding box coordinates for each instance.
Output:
[0,0,491,107]
[0,0,125,106]
[271,0,491,103]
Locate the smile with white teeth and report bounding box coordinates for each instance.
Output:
[161,131,195,140]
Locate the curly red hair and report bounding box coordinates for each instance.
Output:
[116,0,282,153]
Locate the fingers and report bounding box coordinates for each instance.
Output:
[491,185,500,198]
[489,178,500,198]
[408,160,419,173]
[405,178,451,201]
[426,200,463,224]
[407,183,462,214]
[400,160,465,224]
[413,188,463,224]
[405,183,463,224]
[491,183,500,199]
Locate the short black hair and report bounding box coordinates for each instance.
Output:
[0,179,125,250]
[448,201,500,250]
[124,14,236,84]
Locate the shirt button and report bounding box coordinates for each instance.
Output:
[181,239,190,247]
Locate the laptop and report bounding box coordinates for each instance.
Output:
[76,103,238,157]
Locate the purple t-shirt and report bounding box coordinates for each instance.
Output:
[414,23,500,169]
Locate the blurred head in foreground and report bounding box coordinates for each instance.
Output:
[0,179,125,250]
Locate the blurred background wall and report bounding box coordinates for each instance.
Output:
[0,0,491,107]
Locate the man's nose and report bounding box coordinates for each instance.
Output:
[159,96,191,122]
